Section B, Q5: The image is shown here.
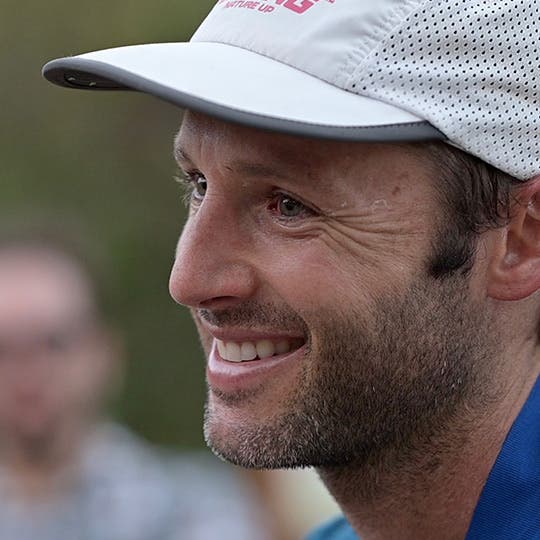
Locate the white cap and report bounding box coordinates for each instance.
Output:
[43,0,540,180]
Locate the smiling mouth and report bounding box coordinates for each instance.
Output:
[215,338,305,363]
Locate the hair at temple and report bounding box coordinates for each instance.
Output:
[410,142,521,279]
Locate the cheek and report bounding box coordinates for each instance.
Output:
[258,242,375,315]
[259,235,420,317]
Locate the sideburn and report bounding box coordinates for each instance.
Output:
[428,224,477,279]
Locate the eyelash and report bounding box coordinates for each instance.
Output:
[175,170,205,207]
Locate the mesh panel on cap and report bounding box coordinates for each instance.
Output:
[351,0,540,180]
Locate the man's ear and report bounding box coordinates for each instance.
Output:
[488,176,540,301]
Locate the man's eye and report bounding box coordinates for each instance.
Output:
[192,174,207,200]
[270,193,314,220]
[178,172,207,204]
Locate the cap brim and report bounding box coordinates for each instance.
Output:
[43,42,445,142]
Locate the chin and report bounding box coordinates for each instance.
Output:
[202,389,331,470]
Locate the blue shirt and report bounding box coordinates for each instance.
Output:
[307,376,540,540]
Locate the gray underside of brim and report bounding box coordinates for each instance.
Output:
[43,57,447,143]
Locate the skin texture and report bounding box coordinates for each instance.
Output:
[0,248,118,497]
[170,112,540,540]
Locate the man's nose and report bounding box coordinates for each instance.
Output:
[169,201,258,310]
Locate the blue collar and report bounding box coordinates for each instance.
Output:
[466,375,540,539]
[307,375,540,540]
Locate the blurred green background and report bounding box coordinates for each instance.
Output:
[1,0,218,448]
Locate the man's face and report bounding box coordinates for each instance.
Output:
[170,113,495,469]
[0,249,115,454]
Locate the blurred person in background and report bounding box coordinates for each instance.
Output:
[0,228,270,540]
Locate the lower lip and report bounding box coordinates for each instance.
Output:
[207,341,307,393]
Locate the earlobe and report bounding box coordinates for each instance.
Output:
[488,176,540,301]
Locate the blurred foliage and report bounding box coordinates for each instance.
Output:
[1,0,217,448]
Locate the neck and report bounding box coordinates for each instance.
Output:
[317,353,540,540]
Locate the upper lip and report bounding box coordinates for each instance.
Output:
[197,321,305,343]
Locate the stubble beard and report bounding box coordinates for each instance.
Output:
[202,272,497,478]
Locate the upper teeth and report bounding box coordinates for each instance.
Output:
[216,339,292,363]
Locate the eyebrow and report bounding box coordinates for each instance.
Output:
[174,144,293,181]
[174,144,193,166]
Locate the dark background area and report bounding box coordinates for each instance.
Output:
[1,0,218,448]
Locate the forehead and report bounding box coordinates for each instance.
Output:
[0,248,93,329]
[176,112,344,171]
[175,112,432,194]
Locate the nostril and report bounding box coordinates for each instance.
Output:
[198,296,251,311]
